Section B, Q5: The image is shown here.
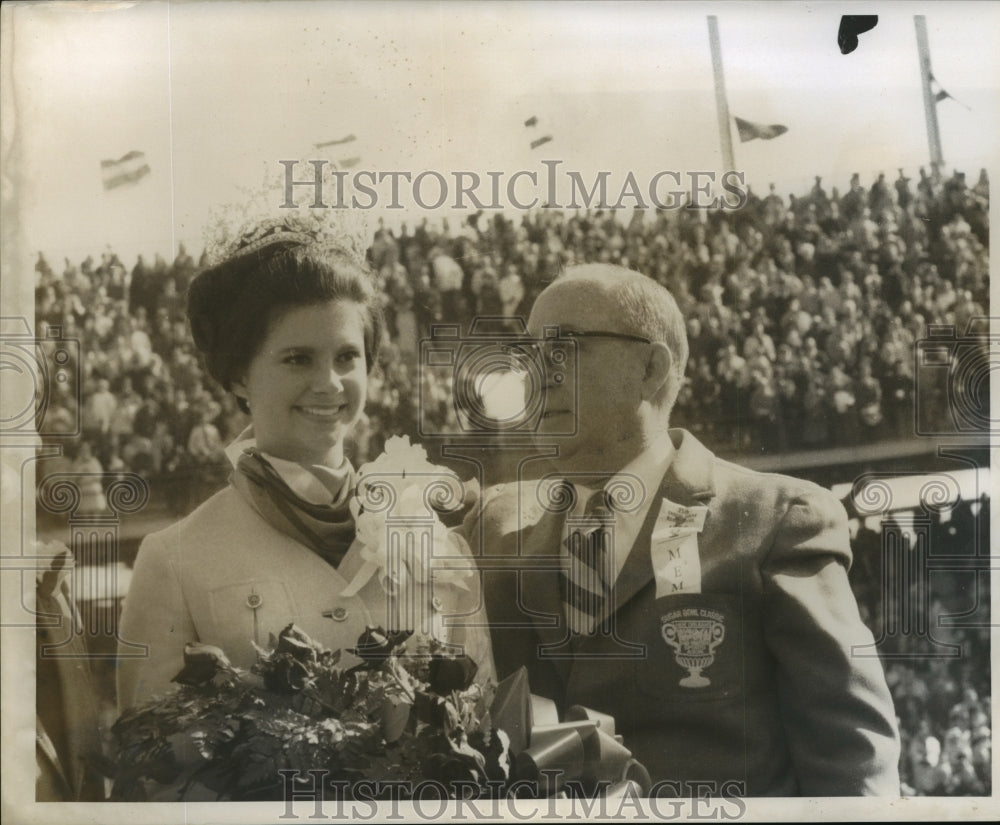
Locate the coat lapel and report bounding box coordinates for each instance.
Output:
[659,429,717,508]
[514,430,719,689]
[519,503,578,687]
[520,507,570,644]
[601,429,718,621]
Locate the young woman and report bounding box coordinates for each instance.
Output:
[117,219,493,709]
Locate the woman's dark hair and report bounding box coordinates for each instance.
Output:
[187,237,384,414]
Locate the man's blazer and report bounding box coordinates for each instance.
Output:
[465,429,900,796]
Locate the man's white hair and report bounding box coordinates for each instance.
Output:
[557,263,689,413]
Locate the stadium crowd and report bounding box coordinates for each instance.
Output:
[849,495,991,796]
[29,166,992,796]
[33,165,989,509]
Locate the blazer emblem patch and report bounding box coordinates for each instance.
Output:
[659,607,726,688]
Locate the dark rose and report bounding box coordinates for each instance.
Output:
[172,642,232,686]
[262,655,311,694]
[350,626,412,663]
[427,654,478,694]
[275,624,318,663]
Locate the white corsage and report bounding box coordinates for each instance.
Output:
[341,437,475,600]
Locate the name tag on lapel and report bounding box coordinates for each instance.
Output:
[649,500,709,599]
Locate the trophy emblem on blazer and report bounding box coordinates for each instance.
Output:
[661,613,725,688]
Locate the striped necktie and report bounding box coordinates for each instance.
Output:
[562,489,615,635]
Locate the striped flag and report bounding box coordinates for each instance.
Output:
[525,116,553,150]
[734,117,788,143]
[315,134,357,148]
[314,134,363,168]
[100,151,150,190]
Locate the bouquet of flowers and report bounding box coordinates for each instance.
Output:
[110,624,509,801]
[111,623,651,802]
[110,437,650,801]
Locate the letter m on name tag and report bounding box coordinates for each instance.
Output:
[651,532,702,598]
[649,502,709,599]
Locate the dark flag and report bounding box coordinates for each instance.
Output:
[315,134,357,148]
[100,151,151,190]
[530,135,553,150]
[524,116,538,127]
[734,117,788,143]
[931,74,971,110]
[838,15,878,55]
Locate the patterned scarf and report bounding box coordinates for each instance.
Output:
[227,432,357,569]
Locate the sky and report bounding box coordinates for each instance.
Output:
[3,0,999,267]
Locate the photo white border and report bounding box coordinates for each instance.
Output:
[2,1,998,822]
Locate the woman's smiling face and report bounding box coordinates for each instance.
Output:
[233,300,368,466]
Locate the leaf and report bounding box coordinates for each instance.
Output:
[237,756,278,792]
[113,606,510,803]
[188,759,238,795]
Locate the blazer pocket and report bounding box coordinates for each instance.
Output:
[634,592,743,703]
[206,579,297,657]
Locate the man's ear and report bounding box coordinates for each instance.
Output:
[641,342,673,401]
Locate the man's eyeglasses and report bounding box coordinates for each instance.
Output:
[500,330,652,365]
[559,330,653,345]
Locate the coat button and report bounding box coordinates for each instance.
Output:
[325,606,349,622]
[246,593,263,610]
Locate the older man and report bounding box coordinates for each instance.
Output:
[466,263,899,796]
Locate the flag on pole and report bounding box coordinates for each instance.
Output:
[930,73,971,111]
[734,117,788,142]
[100,151,151,190]
[315,134,357,148]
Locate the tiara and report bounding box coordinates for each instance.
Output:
[224,217,318,258]
[202,164,371,267]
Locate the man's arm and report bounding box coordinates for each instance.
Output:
[761,485,901,796]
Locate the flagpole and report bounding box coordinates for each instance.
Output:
[707,16,736,171]
[914,15,944,169]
